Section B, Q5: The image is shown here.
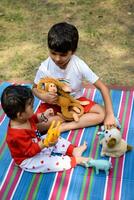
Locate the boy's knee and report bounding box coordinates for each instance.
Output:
[98,106,105,122]
[51,115,64,122]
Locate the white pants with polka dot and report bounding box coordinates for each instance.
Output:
[20,136,73,173]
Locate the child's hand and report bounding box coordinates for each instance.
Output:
[39,108,54,122]
[104,113,116,130]
[43,120,61,147]
[44,108,54,117]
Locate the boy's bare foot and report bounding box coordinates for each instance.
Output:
[73,141,87,157]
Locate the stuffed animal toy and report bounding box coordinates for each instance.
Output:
[83,158,112,176]
[43,120,61,147]
[98,127,133,157]
[37,77,89,122]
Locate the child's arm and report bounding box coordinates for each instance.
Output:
[37,108,54,123]
[94,79,116,129]
[32,83,58,104]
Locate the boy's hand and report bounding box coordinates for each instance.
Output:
[104,113,116,130]
[44,92,58,104]
[43,120,61,147]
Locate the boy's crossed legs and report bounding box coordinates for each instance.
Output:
[37,103,105,133]
[60,104,105,132]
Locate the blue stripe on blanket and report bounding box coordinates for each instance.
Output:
[0,82,134,200]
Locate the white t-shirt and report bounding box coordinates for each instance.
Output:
[34,55,99,98]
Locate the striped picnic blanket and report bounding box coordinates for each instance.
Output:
[0,82,134,200]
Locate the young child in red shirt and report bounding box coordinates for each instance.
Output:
[1,85,90,173]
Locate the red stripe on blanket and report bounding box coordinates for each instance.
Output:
[105,91,133,200]
[0,160,22,199]
[50,128,83,200]
[114,91,133,200]
[104,91,126,199]
[49,88,95,200]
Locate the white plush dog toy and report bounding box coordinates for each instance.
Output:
[98,127,132,157]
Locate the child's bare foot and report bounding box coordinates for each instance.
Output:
[75,156,89,165]
[73,141,87,157]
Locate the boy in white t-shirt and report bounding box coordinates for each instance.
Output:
[33,22,116,132]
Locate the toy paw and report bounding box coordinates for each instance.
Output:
[37,79,46,93]
[79,101,90,106]
[44,120,61,147]
[72,113,79,122]
[72,106,81,114]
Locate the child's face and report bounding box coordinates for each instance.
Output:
[49,50,74,69]
[19,99,34,121]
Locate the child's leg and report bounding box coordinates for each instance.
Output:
[20,140,91,173]
[52,136,73,155]
[60,103,105,132]
[20,153,75,173]
[51,137,88,157]
[53,138,90,166]
[19,137,74,173]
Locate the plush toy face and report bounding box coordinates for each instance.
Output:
[104,128,121,148]
[47,83,57,93]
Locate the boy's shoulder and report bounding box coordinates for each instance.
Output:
[72,54,86,63]
[71,55,88,68]
[39,57,50,68]
[72,54,82,61]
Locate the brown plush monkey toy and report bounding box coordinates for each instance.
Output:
[37,77,89,122]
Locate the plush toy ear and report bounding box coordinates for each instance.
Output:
[59,79,72,92]
[37,79,47,92]
[40,82,46,90]
[107,138,116,148]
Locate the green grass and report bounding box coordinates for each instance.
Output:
[0,0,134,86]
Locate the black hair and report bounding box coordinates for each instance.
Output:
[48,22,79,53]
[1,85,34,119]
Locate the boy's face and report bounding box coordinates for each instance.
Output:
[49,50,74,69]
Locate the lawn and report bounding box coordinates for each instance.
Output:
[0,0,134,86]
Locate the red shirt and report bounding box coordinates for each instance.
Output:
[6,114,41,165]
